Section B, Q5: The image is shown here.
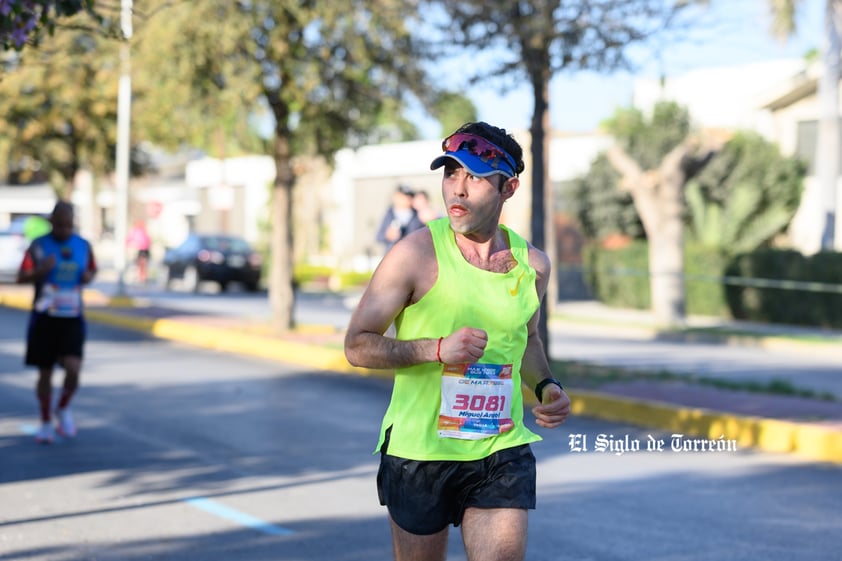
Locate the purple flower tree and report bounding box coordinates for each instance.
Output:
[0,0,94,50]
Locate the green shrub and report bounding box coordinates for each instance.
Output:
[583,241,650,310]
[293,263,371,290]
[584,241,731,317]
[293,263,333,286]
[584,242,842,327]
[685,245,730,316]
[725,250,842,328]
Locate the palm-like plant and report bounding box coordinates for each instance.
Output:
[685,132,806,256]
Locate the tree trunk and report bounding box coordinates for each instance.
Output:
[817,0,842,249]
[529,65,553,357]
[648,179,685,326]
[269,126,296,333]
[606,144,687,327]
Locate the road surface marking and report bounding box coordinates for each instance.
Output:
[184,497,294,536]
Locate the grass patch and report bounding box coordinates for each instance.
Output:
[549,359,837,402]
[678,326,842,345]
[694,376,836,401]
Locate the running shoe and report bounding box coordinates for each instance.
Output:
[55,407,77,438]
[35,422,55,444]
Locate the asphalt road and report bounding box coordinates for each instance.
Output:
[1,306,841,560]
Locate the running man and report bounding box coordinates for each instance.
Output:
[17,200,97,444]
[345,121,571,561]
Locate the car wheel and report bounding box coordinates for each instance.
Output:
[244,281,259,293]
[183,265,200,293]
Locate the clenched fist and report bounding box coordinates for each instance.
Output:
[438,327,487,364]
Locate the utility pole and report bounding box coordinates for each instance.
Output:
[113,0,132,298]
[817,0,841,251]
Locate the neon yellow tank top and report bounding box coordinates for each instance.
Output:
[375,217,542,461]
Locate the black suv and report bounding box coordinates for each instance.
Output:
[162,234,262,292]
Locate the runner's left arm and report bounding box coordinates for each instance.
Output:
[81,240,98,284]
[521,246,570,429]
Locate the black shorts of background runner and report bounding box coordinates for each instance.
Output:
[25,314,86,368]
[377,428,536,535]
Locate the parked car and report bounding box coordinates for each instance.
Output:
[161,234,263,292]
[0,218,32,283]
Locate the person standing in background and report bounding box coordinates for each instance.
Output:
[412,189,441,224]
[17,200,97,444]
[126,219,151,284]
[376,184,425,252]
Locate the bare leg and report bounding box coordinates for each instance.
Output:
[57,355,81,408]
[461,508,528,561]
[137,255,148,283]
[35,366,54,422]
[389,516,448,561]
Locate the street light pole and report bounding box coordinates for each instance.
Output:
[113,0,132,297]
[816,0,841,251]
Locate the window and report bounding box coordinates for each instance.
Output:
[795,118,842,175]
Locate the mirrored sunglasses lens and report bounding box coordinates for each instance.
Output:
[443,133,514,173]
[443,134,498,157]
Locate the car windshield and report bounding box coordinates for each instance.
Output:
[202,236,251,253]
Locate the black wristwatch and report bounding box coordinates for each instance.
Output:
[534,378,564,402]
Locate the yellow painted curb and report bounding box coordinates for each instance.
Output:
[106,295,139,308]
[0,289,105,310]
[0,292,31,310]
[84,309,392,380]
[0,291,390,379]
[568,389,842,465]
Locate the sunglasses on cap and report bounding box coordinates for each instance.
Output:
[442,133,517,176]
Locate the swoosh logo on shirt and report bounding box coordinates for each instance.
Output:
[509,271,525,296]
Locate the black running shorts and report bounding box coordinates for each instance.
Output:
[25,313,86,368]
[376,431,537,535]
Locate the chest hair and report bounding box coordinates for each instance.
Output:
[461,248,518,273]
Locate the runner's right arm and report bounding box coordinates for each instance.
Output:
[16,244,55,285]
[344,228,488,369]
[345,230,435,369]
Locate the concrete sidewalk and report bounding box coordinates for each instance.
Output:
[1,285,840,466]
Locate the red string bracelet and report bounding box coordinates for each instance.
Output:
[436,337,443,364]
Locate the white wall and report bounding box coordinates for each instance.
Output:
[186,155,274,243]
[0,184,57,229]
[633,59,805,135]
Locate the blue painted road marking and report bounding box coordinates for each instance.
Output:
[19,425,292,536]
[184,497,294,536]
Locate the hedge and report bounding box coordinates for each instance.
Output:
[583,241,842,328]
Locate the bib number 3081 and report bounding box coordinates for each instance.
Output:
[452,394,506,413]
[438,363,515,440]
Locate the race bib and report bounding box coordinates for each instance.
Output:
[438,363,515,440]
[48,286,82,317]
